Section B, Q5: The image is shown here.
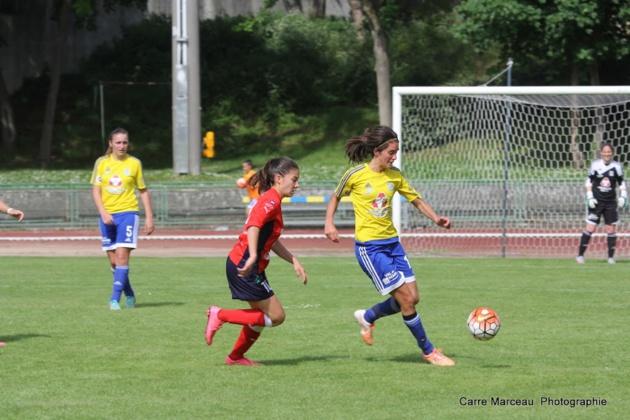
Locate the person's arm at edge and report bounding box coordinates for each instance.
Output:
[410,197,451,229]
[138,188,154,235]
[272,240,307,285]
[325,194,341,242]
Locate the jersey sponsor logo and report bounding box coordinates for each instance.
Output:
[382,269,397,285]
[387,182,394,191]
[109,174,123,187]
[373,192,388,209]
[106,174,125,194]
[263,202,274,213]
[369,192,389,218]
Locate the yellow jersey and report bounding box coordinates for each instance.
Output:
[90,154,147,214]
[333,164,421,242]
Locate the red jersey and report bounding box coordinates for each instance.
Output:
[228,188,284,273]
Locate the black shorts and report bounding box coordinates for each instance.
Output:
[225,257,274,302]
[586,201,619,226]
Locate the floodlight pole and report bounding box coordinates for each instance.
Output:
[172,0,189,174]
[187,0,201,175]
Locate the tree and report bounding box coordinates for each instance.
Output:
[0,68,15,154]
[357,0,392,126]
[456,0,630,85]
[457,0,630,169]
[38,0,147,168]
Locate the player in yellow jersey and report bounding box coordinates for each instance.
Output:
[91,128,154,310]
[325,125,454,366]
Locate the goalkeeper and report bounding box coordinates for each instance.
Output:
[577,142,627,264]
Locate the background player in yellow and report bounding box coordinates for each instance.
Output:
[91,128,154,310]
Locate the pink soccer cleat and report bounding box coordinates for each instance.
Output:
[205,306,224,345]
[225,356,263,366]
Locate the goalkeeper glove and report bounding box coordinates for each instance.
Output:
[586,191,597,209]
[618,194,628,209]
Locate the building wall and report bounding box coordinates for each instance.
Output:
[148,0,350,20]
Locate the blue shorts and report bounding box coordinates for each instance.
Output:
[226,257,275,302]
[355,239,415,296]
[99,211,139,251]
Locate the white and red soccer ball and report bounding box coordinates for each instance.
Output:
[467,307,501,341]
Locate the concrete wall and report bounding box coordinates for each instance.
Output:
[0,183,587,231]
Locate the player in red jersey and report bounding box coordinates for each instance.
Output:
[205,156,307,366]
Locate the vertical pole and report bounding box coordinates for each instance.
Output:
[172,0,189,174]
[501,58,513,258]
[99,82,105,151]
[391,88,403,234]
[187,0,201,175]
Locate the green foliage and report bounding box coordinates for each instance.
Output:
[390,12,480,86]
[7,9,484,168]
[1,257,629,418]
[456,0,630,84]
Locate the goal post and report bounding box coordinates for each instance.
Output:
[392,86,630,258]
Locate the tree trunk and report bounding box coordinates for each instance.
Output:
[309,0,325,17]
[361,0,391,126]
[348,0,364,40]
[0,68,16,153]
[39,0,72,169]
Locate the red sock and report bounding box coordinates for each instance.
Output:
[218,309,266,326]
[229,325,262,360]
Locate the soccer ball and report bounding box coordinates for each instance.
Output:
[467,307,500,341]
[236,177,247,188]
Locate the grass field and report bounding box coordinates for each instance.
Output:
[1,257,628,419]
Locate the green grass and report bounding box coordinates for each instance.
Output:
[1,257,628,419]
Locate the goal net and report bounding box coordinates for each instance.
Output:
[392,86,630,258]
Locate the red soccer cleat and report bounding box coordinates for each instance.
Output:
[225,356,263,366]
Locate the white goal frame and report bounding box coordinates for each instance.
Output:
[392,85,630,258]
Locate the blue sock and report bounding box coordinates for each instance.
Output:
[110,266,129,302]
[403,312,434,355]
[364,297,401,324]
[122,267,134,298]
